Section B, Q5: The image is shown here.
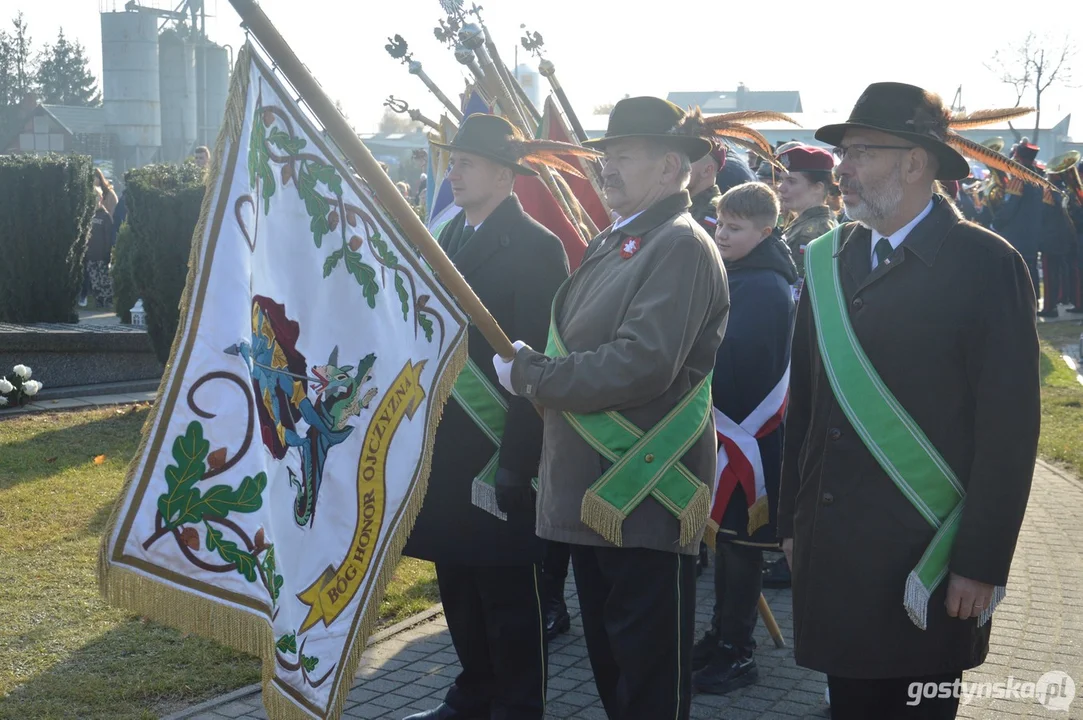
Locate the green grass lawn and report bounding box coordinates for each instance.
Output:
[1037,320,1083,476]
[0,406,438,720]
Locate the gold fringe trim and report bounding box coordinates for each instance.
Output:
[99,43,473,720]
[677,481,711,548]
[580,490,626,547]
[703,518,719,552]
[746,495,769,537]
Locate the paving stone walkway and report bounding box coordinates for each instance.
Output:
[174,460,1083,719]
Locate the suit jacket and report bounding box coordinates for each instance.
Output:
[778,196,1040,678]
[404,195,569,566]
[511,191,730,555]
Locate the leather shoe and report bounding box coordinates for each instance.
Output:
[545,596,570,641]
[691,630,719,671]
[402,703,481,720]
[693,644,759,695]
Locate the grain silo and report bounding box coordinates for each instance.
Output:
[101,10,161,172]
[158,29,197,163]
[196,42,230,148]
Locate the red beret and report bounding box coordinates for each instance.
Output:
[779,145,834,173]
[708,139,727,170]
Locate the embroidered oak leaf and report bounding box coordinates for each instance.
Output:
[323,248,345,277]
[204,521,259,582]
[171,472,266,528]
[157,421,209,530]
[301,654,320,673]
[343,249,379,307]
[207,448,227,471]
[267,127,307,156]
[394,274,409,321]
[248,109,276,213]
[276,633,297,655]
[418,313,435,343]
[261,545,284,603]
[179,526,200,551]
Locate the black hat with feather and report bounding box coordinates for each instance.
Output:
[816,82,1051,190]
[431,113,599,178]
[582,97,714,161]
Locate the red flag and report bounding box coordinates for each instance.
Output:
[539,97,611,232]
[514,175,587,270]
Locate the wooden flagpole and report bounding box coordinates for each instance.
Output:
[227,0,515,360]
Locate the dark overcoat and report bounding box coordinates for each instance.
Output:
[404,195,569,566]
[778,196,1040,679]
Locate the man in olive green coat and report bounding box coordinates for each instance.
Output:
[492,97,731,720]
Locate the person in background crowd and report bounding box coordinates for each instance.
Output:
[82,185,116,310]
[94,168,118,216]
[396,181,411,198]
[193,145,211,169]
[688,140,726,235]
[1055,158,1083,313]
[781,82,1040,720]
[777,145,838,280]
[992,142,1043,299]
[692,181,796,695]
[1039,182,1077,318]
[714,142,757,195]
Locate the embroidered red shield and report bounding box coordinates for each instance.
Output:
[620,236,641,259]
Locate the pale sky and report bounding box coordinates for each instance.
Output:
[11,0,1083,139]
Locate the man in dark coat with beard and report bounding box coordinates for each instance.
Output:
[779,83,1040,719]
[403,114,572,720]
[690,181,797,695]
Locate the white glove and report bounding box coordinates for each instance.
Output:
[493,340,526,395]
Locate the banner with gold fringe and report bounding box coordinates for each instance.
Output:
[98,43,468,720]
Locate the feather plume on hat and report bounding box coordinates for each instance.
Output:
[938,106,1054,191]
[676,108,799,170]
[505,131,601,178]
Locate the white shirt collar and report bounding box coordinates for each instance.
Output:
[613,210,645,232]
[870,199,934,268]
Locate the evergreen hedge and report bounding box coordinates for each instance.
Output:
[122,162,206,363]
[0,154,95,323]
[110,221,138,324]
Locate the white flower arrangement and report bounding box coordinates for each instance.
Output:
[1,365,43,409]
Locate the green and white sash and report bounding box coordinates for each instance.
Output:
[545,295,713,548]
[804,227,1004,630]
[452,357,537,521]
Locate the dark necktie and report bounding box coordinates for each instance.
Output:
[873,236,893,269]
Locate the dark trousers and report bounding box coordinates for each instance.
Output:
[570,545,696,720]
[542,541,571,604]
[827,673,963,720]
[436,563,547,720]
[1022,252,1039,300]
[1041,253,1067,311]
[709,539,763,656]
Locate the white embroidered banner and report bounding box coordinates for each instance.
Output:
[100,44,467,720]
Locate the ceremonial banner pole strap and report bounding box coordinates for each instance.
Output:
[228,0,514,359]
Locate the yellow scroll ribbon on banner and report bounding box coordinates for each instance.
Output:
[297,359,428,633]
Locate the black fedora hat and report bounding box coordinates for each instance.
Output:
[431,113,539,176]
[583,97,713,161]
[815,82,970,181]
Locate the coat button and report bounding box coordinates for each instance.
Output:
[822,492,834,505]
[645,454,655,463]
[828,428,842,441]
[852,297,864,310]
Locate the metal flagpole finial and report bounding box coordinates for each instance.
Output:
[439,0,463,16]
[458,22,485,51]
[385,34,413,64]
[434,16,463,47]
[520,26,545,58]
[384,96,410,114]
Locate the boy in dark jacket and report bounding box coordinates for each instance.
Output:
[693,181,797,694]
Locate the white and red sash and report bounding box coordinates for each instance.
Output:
[709,366,790,537]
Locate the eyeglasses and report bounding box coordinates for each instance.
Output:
[832,144,917,162]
